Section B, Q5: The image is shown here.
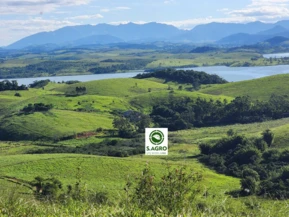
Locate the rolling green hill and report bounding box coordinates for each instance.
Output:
[0,109,113,140]
[130,90,233,112]
[200,74,289,100]
[2,75,289,215]
[55,78,169,97]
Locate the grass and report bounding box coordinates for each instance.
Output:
[200,74,289,100]
[170,117,289,148]
[0,109,113,140]
[1,73,289,215]
[129,90,233,113]
[55,78,169,97]
[0,152,240,199]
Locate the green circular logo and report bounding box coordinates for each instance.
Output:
[149,130,164,145]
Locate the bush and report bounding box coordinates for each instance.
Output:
[14,92,21,97]
[241,176,258,195]
[199,143,211,155]
[128,164,202,216]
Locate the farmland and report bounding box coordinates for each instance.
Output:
[1,65,289,216]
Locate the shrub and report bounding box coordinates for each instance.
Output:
[199,143,211,155]
[241,176,258,195]
[128,164,202,216]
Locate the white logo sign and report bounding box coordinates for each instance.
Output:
[145,128,168,155]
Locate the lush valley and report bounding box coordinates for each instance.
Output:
[1,67,289,216]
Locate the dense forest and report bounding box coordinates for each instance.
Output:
[135,68,228,85]
[199,131,289,199]
[150,94,289,130]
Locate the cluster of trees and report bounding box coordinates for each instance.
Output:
[28,138,144,157]
[199,130,289,199]
[21,103,53,113]
[65,80,80,84]
[135,68,228,85]
[89,59,151,74]
[0,80,27,91]
[150,94,289,130]
[29,79,50,88]
[113,111,151,138]
[75,86,87,95]
[65,86,87,96]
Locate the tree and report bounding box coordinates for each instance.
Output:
[199,143,211,155]
[136,115,151,133]
[227,129,235,137]
[262,129,274,147]
[113,116,137,138]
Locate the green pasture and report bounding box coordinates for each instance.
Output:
[200,74,289,100]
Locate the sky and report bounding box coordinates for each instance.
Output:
[1,0,289,46]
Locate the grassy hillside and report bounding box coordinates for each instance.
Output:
[55,78,169,97]
[1,75,289,216]
[0,109,113,140]
[130,90,233,112]
[171,117,289,148]
[200,74,289,100]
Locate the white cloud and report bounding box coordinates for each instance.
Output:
[69,14,103,20]
[100,6,131,13]
[227,0,289,20]
[0,0,90,15]
[164,0,175,4]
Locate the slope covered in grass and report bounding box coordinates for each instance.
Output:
[55,78,169,97]
[129,90,233,112]
[0,153,239,199]
[0,109,113,140]
[200,74,289,100]
[171,117,289,148]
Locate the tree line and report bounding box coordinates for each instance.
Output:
[0,80,27,91]
[199,130,289,199]
[135,68,228,85]
[0,61,100,78]
[150,94,289,130]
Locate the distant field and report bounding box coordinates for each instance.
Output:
[200,74,289,100]
[171,117,289,148]
[146,52,261,68]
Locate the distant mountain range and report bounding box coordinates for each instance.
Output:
[6,20,289,49]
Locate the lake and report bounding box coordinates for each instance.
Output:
[1,65,289,85]
[263,53,289,58]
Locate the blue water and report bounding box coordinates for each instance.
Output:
[1,65,289,85]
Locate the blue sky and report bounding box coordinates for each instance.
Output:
[1,0,289,46]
